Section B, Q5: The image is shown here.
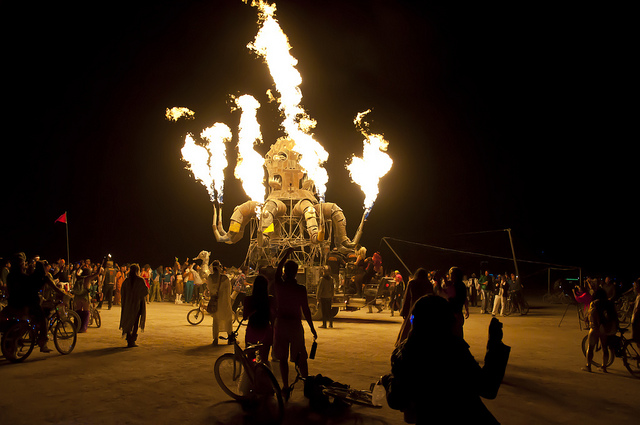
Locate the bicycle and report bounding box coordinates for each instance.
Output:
[581,327,640,378]
[1,296,77,361]
[88,301,101,328]
[615,291,635,329]
[186,293,209,325]
[503,290,529,316]
[286,354,382,410]
[0,312,36,363]
[214,320,284,423]
[45,297,78,354]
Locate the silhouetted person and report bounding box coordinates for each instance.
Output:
[7,254,53,352]
[447,266,470,338]
[119,264,148,347]
[243,275,276,363]
[382,295,510,424]
[395,268,433,346]
[273,248,317,399]
[317,266,335,328]
[632,279,640,343]
[583,287,618,372]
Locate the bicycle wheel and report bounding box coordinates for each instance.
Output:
[542,293,553,304]
[187,309,205,325]
[92,310,102,328]
[252,363,284,423]
[53,319,77,354]
[622,340,640,379]
[322,386,379,408]
[581,334,614,368]
[1,322,35,363]
[215,353,251,401]
[67,310,82,332]
[520,301,530,315]
[502,299,512,316]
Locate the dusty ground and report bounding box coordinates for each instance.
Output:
[1,296,639,425]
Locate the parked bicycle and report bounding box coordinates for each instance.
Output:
[187,293,209,325]
[581,327,640,378]
[503,290,529,316]
[615,291,635,329]
[89,301,101,328]
[287,356,382,409]
[214,320,284,423]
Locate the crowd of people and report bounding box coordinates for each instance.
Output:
[5,248,636,424]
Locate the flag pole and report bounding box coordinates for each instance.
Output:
[65,211,70,265]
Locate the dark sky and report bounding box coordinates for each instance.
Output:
[1,1,635,281]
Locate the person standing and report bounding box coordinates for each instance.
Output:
[273,248,318,399]
[447,266,470,338]
[183,262,195,304]
[389,271,405,317]
[509,273,525,314]
[119,264,148,348]
[317,266,335,328]
[243,275,276,363]
[468,273,478,307]
[98,260,117,309]
[207,260,233,345]
[114,265,126,306]
[149,266,162,302]
[141,264,151,304]
[73,266,102,333]
[192,264,204,305]
[491,275,508,317]
[479,270,492,314]
[395,268,433,347]
[174,259,184,304]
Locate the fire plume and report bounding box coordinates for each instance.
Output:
[233,94,266,203]
[247,0,329,200]
[347,110,393,217]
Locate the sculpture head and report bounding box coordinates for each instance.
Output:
[265,138,314,193]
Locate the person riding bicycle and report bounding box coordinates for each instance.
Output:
[6,253,54,353]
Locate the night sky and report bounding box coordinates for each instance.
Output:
[2,1,635,283]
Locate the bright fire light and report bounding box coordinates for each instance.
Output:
[200,123,233,203]
[233,94,266,203]
[347,110,393,217]
[165,107,195,121]
[247,0,329,200]
[173,0,393,221]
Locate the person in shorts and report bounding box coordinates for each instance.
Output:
[273,248,318,399]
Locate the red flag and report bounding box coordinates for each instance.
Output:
[55,212,67,224]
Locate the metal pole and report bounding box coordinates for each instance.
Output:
[65,211,70,265]
[505,228,519,277]
[381,237,412,276]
